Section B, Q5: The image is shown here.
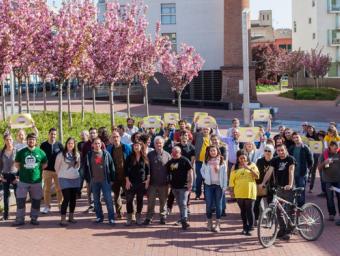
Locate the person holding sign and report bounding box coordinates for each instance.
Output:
[173,120,193,144]
[288,132,313,207]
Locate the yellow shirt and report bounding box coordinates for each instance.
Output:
[324,135,340,145]
[198,136,210,162]
[229,163,259,200]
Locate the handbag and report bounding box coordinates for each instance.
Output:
[257,184,267,197]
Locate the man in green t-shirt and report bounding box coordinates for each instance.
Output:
[12,133,48,226]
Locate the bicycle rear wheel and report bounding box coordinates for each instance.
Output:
[258,207,278,248]
[298,203,324,241]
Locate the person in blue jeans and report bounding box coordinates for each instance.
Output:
[84,137,116,225]
[288,132,313,207]
[200,145,227,233]
[166,146,193,230]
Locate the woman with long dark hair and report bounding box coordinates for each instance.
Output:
[0,133,17,220]
[125,142,150,226]
[229,150,259,236]
[54,137,80,226]
[200,145,227,233]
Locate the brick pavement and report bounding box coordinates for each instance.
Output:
[0,176,339,256]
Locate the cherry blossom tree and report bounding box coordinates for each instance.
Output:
[0,0,13,119]
[161,44,204,119]
[303,47,332,88]
[277,50,304,88]
[90,1,131,129]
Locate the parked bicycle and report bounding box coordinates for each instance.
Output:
[258,187,324,248]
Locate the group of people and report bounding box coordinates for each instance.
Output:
[0,116,339,238]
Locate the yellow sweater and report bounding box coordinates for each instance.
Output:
[229,163,259,200]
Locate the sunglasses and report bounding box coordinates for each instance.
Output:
[264,150,272,153]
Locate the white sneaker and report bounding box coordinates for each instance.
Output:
[41,207,50,214]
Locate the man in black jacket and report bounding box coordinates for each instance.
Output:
[289,132,313,207]
[40,128,64,214]
[84,137,116,225]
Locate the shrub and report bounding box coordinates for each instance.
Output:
[279,87,340,100]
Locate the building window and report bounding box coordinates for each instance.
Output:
[161,3,176,25]
[313,33,316,39]
[294,21,297,32]
[309,17,312,24]
[162,33,177,51]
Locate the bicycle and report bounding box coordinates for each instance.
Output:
[257,187,324,248]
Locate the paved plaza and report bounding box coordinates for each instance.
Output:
[0,176,339,256]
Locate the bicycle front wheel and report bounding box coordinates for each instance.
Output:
[258,207,278,248]
[298,203,324,241]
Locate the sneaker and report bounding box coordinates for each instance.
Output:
[221,211,227,217]
[244,231,252,236]
[195,196,200,200]
[30,219,40,225]
[143,219,151,225]
[335,219,340,226]
[41,207,50,214]
[174,219,181,226]
[279,234,291,240]
[94,218,103,224]
[108,219,115,225]
[241,230,247,235]
[181,221,190,230]
[12,220,25,227]
[329,215,335,221]
[87,206,95,213]
[160,217,166,225]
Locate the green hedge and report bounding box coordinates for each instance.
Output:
[0,112,141,145]
[279,87,340,100]
[256,84,280,92]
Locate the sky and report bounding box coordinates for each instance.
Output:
[48,0,293,29]
[250,0,292,29]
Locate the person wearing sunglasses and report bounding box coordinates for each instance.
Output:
[260,144,296,240]
[254,144,275,226]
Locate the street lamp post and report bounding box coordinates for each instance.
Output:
[242,9,251,126]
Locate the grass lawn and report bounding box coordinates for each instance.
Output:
[0,112,141,145]
[256,84,281,92]
[279,87,340,101]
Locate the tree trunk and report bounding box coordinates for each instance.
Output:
[81,81,85,122]
[145,85,149,116]
[18,77,22,114]
[25,77,30,113]
[178,91,182,119]
[67,80,72,127]
[92,86,96,114]
[127,83,131,117]
[43,80,47,112]
[316,78,319,89]
[109,82,115,130]
[58,81,63,143]
[1,81,6,121]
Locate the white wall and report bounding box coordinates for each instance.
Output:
[99,0,224,70]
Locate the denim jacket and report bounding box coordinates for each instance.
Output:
[200,163,228,191]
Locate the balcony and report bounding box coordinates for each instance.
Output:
[329,29,340,46]
[329,0,340,13]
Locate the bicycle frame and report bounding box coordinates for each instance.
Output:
[269,193,302,228]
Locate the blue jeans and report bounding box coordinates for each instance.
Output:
[205,185,223,219]
[92,181,115,221]
[295,175,306,207]
[325,182,340,216]
[195,161,203,198]
[172,188,189,222]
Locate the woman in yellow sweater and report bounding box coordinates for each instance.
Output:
[229,149,259,236]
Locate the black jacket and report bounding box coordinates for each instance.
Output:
[84,150,115,183]
[288,144,313,177]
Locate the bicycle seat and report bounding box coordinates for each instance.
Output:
[292,187,305,192]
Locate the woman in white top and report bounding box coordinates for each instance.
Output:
[200,145,227,233]
[55,137,80,226]
[243,142,264,164]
